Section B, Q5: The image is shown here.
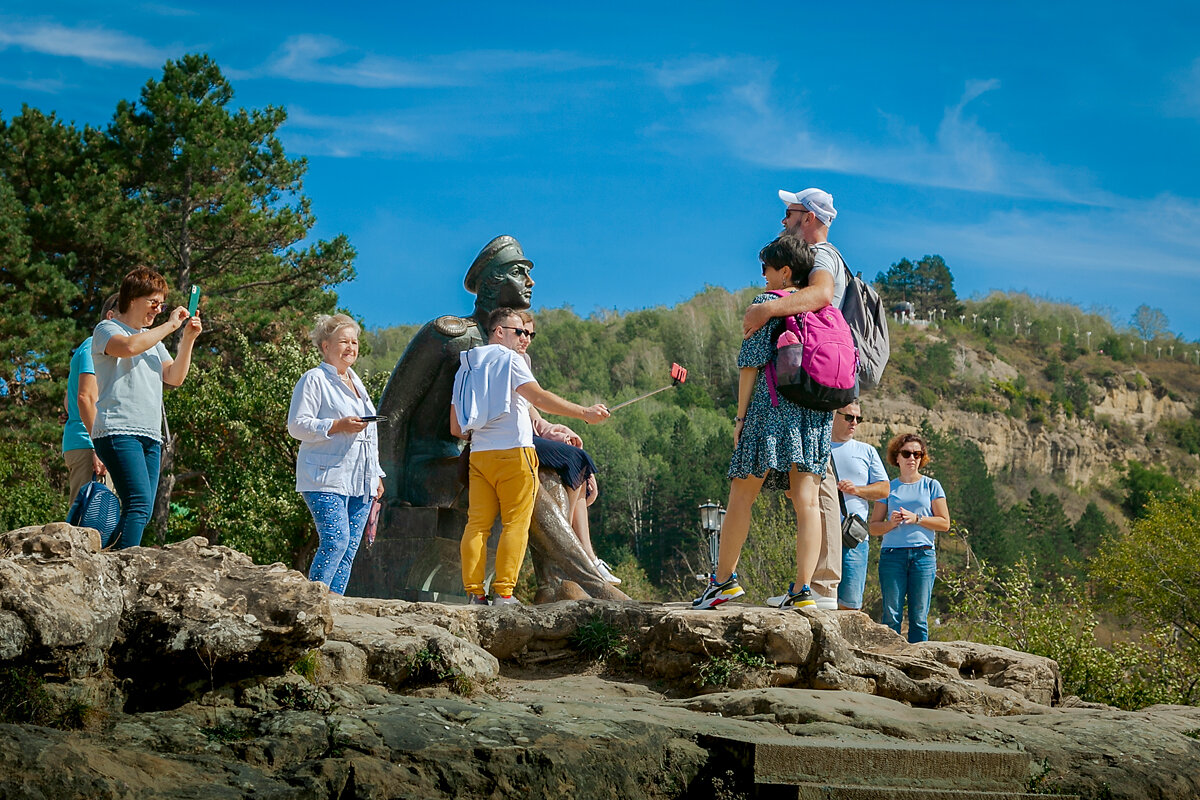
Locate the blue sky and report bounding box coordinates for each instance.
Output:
[3,2,1199,338]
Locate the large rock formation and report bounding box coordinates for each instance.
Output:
[3,523,1199,799]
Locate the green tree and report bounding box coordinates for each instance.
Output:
[874,255,959,316]
[1091,491,1200,703]
[108,54,355,349]
[1131,304,1170,340]
[1120,460,1183,519]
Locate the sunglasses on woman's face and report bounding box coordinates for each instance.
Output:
[899,450,924,459]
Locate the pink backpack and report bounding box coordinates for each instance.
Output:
[764,290,859,412]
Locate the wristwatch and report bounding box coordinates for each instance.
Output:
[733,416,745,425]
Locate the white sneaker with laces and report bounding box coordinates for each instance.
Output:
[594,558,622,585]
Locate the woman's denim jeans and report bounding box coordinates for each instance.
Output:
[879,546,937,643]
[92,434,161,550]
[302,492,371,595]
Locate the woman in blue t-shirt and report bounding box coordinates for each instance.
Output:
[869,433,951,643]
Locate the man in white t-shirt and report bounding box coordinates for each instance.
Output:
[749,187,845,608]
[830,400,890,610]
[451,307,610,606]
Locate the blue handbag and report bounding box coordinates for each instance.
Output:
[67,475,121,548]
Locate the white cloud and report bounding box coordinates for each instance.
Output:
[649,59,1114,207]
[281,106,519,158]
[262,35,607,89]
[0,74,66,93]
[0,21,171,67]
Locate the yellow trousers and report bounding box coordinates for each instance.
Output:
[461,446,539,597]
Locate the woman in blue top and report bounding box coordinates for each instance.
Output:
[693,234,833,610]
[287,314,386,595]
[869,433,951,643]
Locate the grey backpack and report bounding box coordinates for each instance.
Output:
[817,243,890,391]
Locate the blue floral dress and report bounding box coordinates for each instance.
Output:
[727,293,834,490]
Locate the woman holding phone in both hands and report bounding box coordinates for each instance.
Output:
[287,314,385,594]
[868,433,951,643]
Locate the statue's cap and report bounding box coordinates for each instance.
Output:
[465,235,532,294]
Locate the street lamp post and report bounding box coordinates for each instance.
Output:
[994,317,1001,330]
[959,314,965,326]
[972,313,979,328]
[1085,331,1092,350]
[1142,340,1148,356]
[1057,326,1062,342]
[698,501,725,580]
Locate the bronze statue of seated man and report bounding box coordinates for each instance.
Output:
[376,235,627,602]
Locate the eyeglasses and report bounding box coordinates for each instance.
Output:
[898,450,925,460]
[761,264,773,276]
[500,326,536,339]
[840,414,863,424]
[146,299,165,310]
[785,207,809,219]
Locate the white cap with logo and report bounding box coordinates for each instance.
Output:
[778,187,837,226]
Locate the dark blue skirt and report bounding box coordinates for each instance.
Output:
[533,436,597,490]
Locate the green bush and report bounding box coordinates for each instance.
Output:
[0,436,66,531]
[941,560,1183,709]
[1091,491,1200,704]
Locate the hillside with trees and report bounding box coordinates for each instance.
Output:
[3,56,1199,711]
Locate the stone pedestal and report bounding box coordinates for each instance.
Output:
[345,506,496,603]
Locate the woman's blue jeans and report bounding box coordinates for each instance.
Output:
[302,492,371,595]
[879,546,937,643]
[92,434,161,550]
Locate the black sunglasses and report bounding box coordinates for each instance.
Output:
[899,450,925,459]
[840,413,863,423]
[499,326,536,339]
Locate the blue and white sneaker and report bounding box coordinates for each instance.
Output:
[780,584,817,608]
[692,574,746,609]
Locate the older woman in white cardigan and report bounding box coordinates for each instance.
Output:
[287,314,385,594]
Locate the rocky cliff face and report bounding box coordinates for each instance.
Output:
[3,523,1200,799]
[865,347,1191,489]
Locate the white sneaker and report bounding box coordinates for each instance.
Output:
[813,593,839,611]
[492,595,521,606]
[765,583,793,608]
[594,558,622,585]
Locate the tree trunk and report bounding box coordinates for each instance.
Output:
[150,433,179,545]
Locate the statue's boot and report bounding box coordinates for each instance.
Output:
[528,471,630,603]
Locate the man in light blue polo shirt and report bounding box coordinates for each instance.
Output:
[830,400,889,610]
[62,294,118,501]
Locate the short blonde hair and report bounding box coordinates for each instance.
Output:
[310,313,360,349]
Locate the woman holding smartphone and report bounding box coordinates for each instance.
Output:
[868,433,951,643]
[287,313,385,594]
[91,268,202,549]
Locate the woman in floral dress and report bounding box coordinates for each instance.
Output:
[693,234,835,609]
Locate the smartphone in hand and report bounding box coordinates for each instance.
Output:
[360,415,387,423]
[187,285,201,317]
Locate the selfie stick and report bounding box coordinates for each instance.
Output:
[609,363,688,411]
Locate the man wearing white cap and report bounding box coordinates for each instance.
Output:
[748,187,847,610]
